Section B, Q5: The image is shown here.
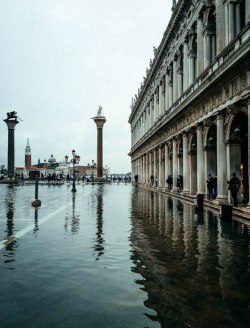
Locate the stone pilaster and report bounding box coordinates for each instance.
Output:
[183,132,190,194]
[216,111,227,200]
[197,125,205,194]
[172,138,178,192]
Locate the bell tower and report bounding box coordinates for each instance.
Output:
[25,137,32,168]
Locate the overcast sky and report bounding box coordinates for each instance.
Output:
[0,0,172,173]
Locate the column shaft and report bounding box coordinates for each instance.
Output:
[197,125,205,194]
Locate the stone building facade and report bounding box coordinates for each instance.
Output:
[128,0,250,211]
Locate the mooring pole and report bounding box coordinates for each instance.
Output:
[32,176,41,207]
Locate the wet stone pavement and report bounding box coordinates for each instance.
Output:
[0,183,249,328]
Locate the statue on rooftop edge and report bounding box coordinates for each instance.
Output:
[97,106,103,116]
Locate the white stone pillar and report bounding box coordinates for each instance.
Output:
[247,98,250,206]
[159,83,163,116]
[172,138,178,191]
[216,112,227,200]
[177,52,183,98]
[197,125,205,194]
[142,154,145,184]
[154,93,157,121]
[153,148,157,185]
[228,2,235,42]
[189,53,196,85]
[235,2,241,35]
[165,71,170,110]
[164,143,170,188]
[158,146,163,188]
[246,0,250,23]
[183,40,189,91]
[197,14,204,75]
[183,132,190,194]
[169,66,173,107]
[173,56,178,103]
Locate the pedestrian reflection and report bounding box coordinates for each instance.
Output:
[94,185,105,260]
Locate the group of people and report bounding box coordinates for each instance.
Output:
[166,175,183,192]
[134,172,241,207]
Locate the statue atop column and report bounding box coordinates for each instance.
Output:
[4,111,20,178]
[97,105,103,117]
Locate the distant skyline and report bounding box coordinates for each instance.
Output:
[0,0,172,172]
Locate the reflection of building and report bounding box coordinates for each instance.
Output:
[129,1,250,212]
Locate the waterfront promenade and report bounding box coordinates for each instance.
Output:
[0,183,249,327]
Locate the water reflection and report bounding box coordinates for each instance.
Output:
[93,185,105,260]
[130,187,250,327]
[64,194,80,236]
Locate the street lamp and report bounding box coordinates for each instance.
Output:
[65,149,80,192]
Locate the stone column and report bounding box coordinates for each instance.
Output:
[159,83,163,116]
[197,13,204,75]
[189,52,196,85]
[173,55,178,103]
[183,132,190,194]
[177,51,183,98]
[235,2,241,35]
[164,143,170,188]
[92,109,106,178]
[172,138,178,192]
[149,151,152,183]
[165,70,170,110]
[154,92,157,121]
[228,2,235,42]
[169,66,173,107]
[216,0,226,52]
[183,39,189,91]
[246,0,250,23]
[158,146,163,188]
[4,114,19,177]
[197,125,205,194]
[216,111,227,200]
[247,98,250,207]
[153,148,157,185]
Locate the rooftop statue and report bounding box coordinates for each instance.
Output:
[7,111,17,119]
[97,105,103,117]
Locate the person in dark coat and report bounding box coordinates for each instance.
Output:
[206,174,215,200]
[166,175,173,190]
[227,173,240,206]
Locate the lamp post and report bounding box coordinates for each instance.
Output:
[65,149,80,192]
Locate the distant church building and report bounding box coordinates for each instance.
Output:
[25,138,32,168]
[129,0,250,212]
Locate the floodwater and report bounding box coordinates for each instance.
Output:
[0,183,249,328]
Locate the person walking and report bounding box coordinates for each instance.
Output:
[206,174,215,200]
[166,175,173,190]
[227,173,240,206]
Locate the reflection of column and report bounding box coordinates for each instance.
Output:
[94,185,105,260]
[196,213,208,275]
[197,125,205,194]
[4,115,19,177]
